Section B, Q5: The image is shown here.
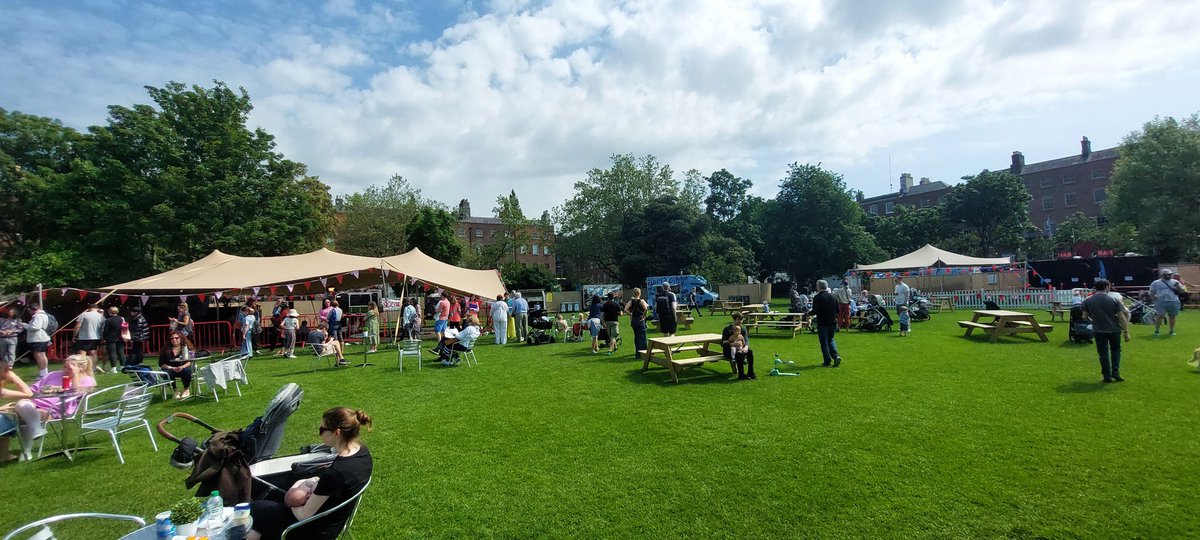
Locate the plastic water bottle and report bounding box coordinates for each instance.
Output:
[225,503,252,540]
[203,490,225,537]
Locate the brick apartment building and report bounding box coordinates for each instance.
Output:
[858,173,952,216]
[454,199,556,272]
[1007,137,1118,237]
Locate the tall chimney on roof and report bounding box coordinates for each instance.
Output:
[919,177,929,185]
[1010,151,1025,174]
[1081,136,1091,159]
[899,173,913,194]
[457,199,471,219]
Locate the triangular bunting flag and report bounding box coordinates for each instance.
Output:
[336,275,344,284]
[269,286,277,296]
[198,294,206,302]
[287,284,295,292]
[320,277,327,287]
[119,295,128,304]
[253,287,260,296]
[18,294,26,305]
[61,287,69,296]
[77,290,88,301]
[382,268,389,278]
[215,291,223,299]
[351,270,359,278]
[179,295,187,303]
[140,294,150,305]
[305,281,312,288]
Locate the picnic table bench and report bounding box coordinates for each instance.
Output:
[709,300,745,316]
[959,310,1052,342]
[744,312,809,338]
[642,333,730,383]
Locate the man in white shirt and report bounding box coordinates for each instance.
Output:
[24,305,52,377]
[893,277,911,317]
[75,304,105,371]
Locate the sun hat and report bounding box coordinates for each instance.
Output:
[287,309,299,317]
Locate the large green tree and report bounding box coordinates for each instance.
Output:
[862,205,953,258]
[941,170,1032,256]
[764,163,885,284]
[615,195,709,286]
[1107,114,1200,261]
[554,154,680,281]
[493,189,529,264]
[405,205,464,265]
[335,174,421,257]
[704,169,751,222]
[0,82,336,292]
[1052,211,1103,248]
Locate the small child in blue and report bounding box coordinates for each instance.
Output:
[898,305,911,336]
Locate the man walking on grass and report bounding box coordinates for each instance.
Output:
[512,291,529,342]
[812,280,842,368]
[1081,279,1130,383]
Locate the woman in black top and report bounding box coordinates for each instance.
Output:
[128,306,150,366]
[100,306,126,372]
[249,407,374,540]
[158,331,194,399]
[624,288,649,358]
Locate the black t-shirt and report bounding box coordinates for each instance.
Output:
[655,294,675,322]
[305,444,372,538]
[601,300,621,322]
[812,291,839,327]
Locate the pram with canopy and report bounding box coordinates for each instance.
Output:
[526,308,555,345]
[156,383,329,504]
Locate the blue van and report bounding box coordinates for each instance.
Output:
[645,275,719,307]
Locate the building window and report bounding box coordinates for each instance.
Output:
[457,228,465,237]
[1042,196,1055,211]
[920,199,930,208]
[1062,174,1075,185]
[885,202,895,214]
[1094,188,1106,203]
[1092,169,1106,180]
[474,229,483,238]
[532,244,540,255]
[1040,177,1053,188]
[1064,192,1078,207]
[544,245,552,256]
[869,204,878,215]
[519,245,527,255]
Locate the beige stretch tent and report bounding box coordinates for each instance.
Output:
[854,244,1010,271]
[101,247,507,299]
[854,244,1018,293]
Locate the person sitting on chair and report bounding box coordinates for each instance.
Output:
[159,331,194,400]
[307,322,348,367]
[249,407,373,540]
[13,354,96,453]
[432,315,481,366]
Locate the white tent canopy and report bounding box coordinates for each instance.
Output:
[854,244,1010,271]
[101,247,507,299]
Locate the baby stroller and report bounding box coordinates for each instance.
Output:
[856,295,893,332]
[1127,296,1157,324]
[907,293,932,322]
[526,309,555,345]
[157,383,306,504]
[1068,306,1094,344]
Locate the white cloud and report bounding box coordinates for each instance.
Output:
[3,0,1200,214]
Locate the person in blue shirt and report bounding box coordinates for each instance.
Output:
[511,292,529,342]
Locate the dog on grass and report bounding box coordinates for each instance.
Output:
[1190,348,1200,369]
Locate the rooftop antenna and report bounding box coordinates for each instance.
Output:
[888,153,893,192]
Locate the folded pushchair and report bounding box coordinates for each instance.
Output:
[1068,306,1094,343]
[526,309,555,345]
[157,383,310,504]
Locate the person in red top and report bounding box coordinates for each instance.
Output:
[448,295,463,331]
[434,295,451,341]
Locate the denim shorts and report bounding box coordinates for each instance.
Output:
[434,319,448,334]
[1156,300,1181,317]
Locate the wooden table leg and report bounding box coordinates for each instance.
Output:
[1029,316,1049,341]
[642,348,653,371]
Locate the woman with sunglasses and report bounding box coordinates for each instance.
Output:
[159,331,194,399]
[249,407,373,540]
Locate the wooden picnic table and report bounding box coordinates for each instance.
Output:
[709,300,744,316]
[743,312,809,337]
[642,333,728,383]
[958,310,1052,342]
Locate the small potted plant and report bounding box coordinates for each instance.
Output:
[169,497,204,535]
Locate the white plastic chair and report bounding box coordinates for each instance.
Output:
[74,393,155,464]
[125,369,174,400]
[2,513,146,540]
[397,339,422,371]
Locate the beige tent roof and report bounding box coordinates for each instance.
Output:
[102,247,507,299]
[855,244,1010,271]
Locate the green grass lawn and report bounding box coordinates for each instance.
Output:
[4,307,1199,539]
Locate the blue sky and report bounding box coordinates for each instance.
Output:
[2,0,1198,217]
